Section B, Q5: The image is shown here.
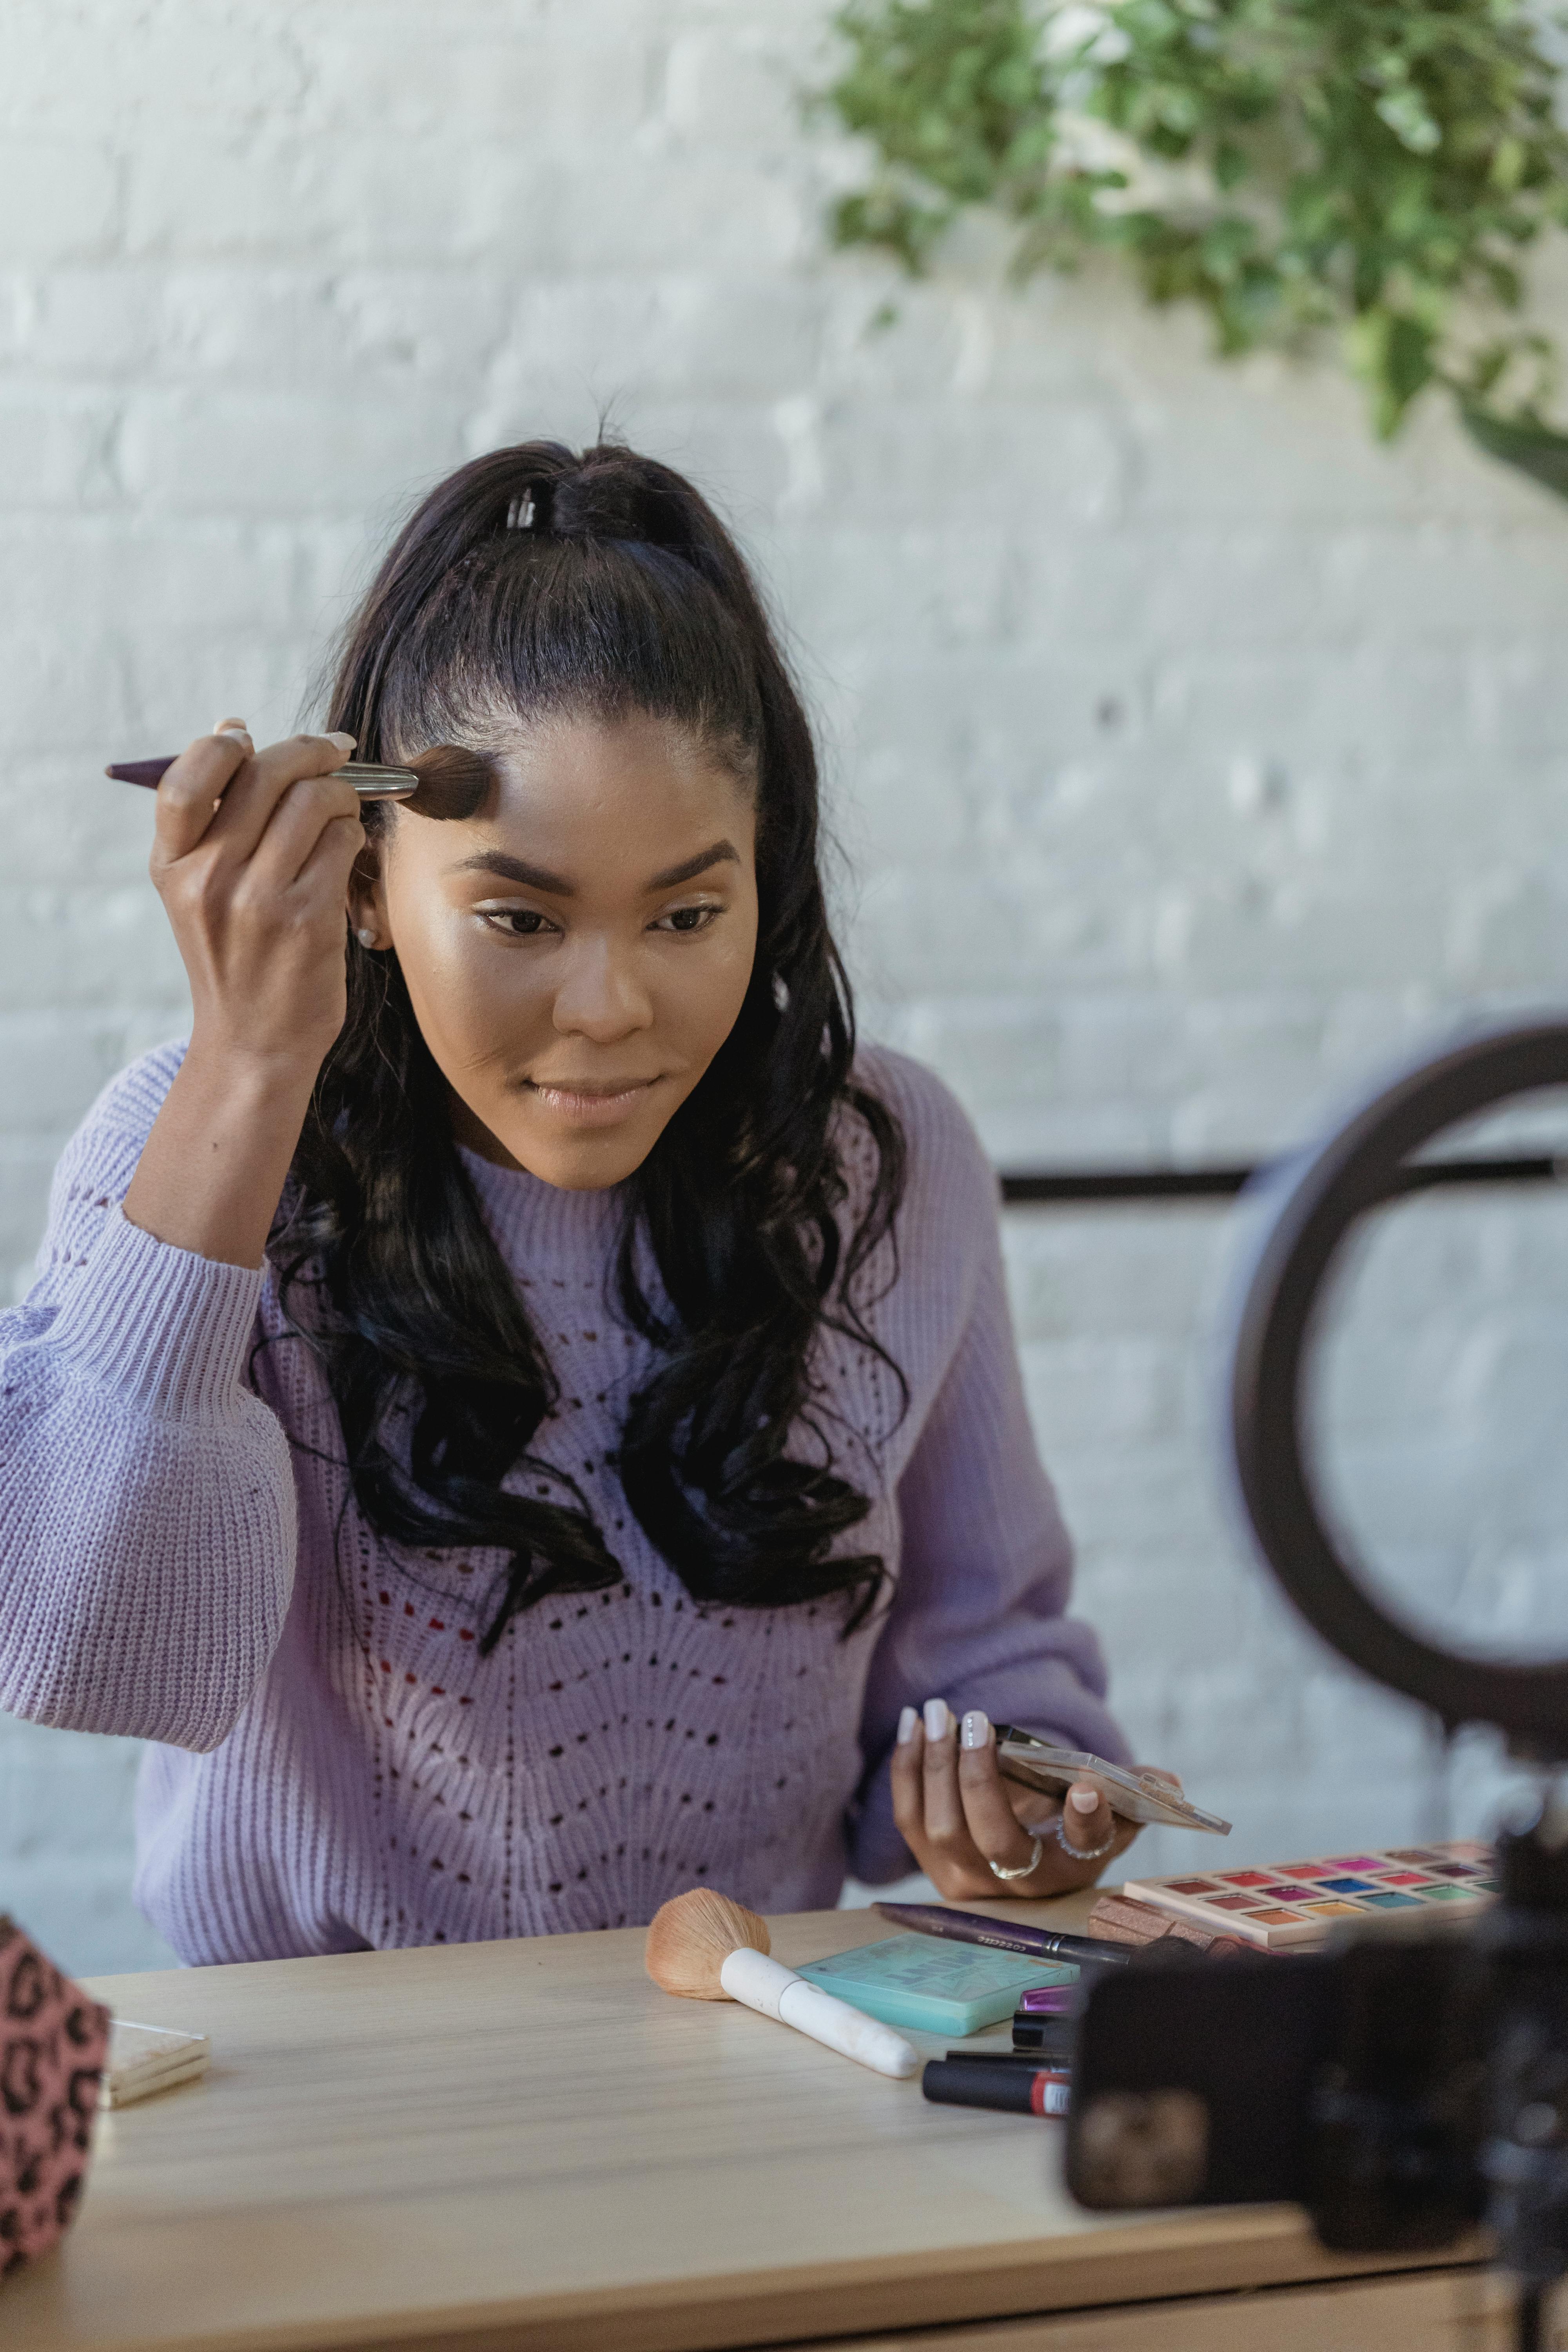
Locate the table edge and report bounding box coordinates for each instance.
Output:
[26,2212,1489,2352]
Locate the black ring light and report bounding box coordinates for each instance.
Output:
[1230,1018,1568,1761]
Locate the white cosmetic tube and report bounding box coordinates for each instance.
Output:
[719,1946,918,2079]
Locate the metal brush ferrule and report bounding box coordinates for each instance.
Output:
[334,763,419,799]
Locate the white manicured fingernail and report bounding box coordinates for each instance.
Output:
[1070,1786,1100,1812]
[327,730,357,752]
[923,1698,951,1742]
[897,1705,919,1746]
[212,720,251,742]
[961,1710,990,1751]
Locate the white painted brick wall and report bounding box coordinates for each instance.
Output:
[1,0,1564,1972]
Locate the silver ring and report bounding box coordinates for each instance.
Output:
[988,1835,1044,1883]
[1053,1809,1118,1862]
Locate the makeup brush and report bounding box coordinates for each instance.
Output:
[105,743,496,820]
[873,1900,1131,1970]
[645,1889,919,2080]
[107,754,417,800]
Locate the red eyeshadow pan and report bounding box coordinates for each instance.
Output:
[1164,1878,1221,1895]
[1378,1871,1431,1887]
[1219,1871,1273,1887]
[1274,1862,1332,1878]
[1206,1893,1261,1911]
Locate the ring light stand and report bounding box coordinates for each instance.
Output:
[1228,1017,1568,2332]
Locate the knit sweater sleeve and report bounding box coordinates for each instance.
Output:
[848,1055,1131,1884]
[0,1046,297,1750]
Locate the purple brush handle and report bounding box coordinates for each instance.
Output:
[105,758,177,786]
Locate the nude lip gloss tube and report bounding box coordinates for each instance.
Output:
[1012,2012,1076,2059]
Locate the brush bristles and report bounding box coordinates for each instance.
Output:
[399,744,497,822]
[645,1888,771,2000]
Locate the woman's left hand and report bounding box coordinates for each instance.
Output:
[889,1700,1182,1900]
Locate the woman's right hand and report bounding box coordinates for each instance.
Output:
[122,722,367,1270]
[149,722,365,1076]
[891,1701,1176,1902]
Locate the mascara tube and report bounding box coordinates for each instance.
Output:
[922,2059,1071,2117]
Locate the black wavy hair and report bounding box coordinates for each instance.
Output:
[276,440,907,1651]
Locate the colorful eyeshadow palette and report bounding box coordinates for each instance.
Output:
[1122,1840,1496,1951]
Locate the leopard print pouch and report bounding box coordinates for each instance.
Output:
[0,1916,110,2278]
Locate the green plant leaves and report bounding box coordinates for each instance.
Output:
[1461,407,1568,498]
[819,0,1568,501]
[1347,309,1437,438]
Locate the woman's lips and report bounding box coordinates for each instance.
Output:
[524,1078,659,1128]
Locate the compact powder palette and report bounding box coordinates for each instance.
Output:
[1121,1839,1497,1951]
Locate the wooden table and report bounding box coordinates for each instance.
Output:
[4,1893,1512,2352]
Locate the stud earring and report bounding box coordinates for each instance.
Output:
[355,927,379,950]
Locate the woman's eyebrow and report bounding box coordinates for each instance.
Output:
[646,840,740,890]
[449,839,741,896]
[452,851,575,893]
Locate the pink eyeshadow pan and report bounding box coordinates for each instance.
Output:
[1206,1893,1263,1911]
[1378,1871,1432,1887]
[1256,1885,1316,1902]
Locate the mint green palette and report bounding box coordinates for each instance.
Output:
[796,1933,1078,2037]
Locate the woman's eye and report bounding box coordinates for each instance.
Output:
[480,908,555,938]
[656,904,720,935]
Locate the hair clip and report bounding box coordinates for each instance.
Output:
[506,490,537,532]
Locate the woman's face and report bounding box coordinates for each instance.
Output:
[357,711,760,1190]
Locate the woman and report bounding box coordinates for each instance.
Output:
[0,442,1165,1964]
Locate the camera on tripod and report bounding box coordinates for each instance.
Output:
[1065,1022,1568,2344]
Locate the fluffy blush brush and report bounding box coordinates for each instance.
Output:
[645,1890,918,2080]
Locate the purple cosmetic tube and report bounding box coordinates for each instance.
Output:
[1017,1984,1078,2017]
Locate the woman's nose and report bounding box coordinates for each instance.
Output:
[550,936,653,1042]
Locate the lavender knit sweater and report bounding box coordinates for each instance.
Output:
[0,1041,1125,1964]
